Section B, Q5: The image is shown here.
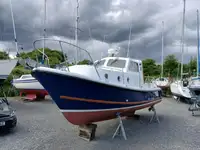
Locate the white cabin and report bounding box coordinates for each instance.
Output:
[68,57,144,88]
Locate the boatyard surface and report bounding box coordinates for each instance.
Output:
[0,97,200,150]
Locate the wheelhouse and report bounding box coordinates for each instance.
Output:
[94,57,144,87]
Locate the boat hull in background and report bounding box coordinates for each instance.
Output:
[0,59,18,80]
[170,81,191,101]
[12,76,48,97]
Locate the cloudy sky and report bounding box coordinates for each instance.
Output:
[0,0,199,63]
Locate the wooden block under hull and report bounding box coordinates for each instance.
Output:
[78,124,97,141]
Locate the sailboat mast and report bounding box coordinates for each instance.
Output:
[75,0,79,64]
[127,24,132,57]
[197,9,199,77]
[42,0,47,63]
[180,0,186,80]
[9,0,19,55]
[161,21,164,78]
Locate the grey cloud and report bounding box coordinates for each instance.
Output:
[0,0,200,63]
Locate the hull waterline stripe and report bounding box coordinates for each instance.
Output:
[59,99,162,112]
[60,95,162,105]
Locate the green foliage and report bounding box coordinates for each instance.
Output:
[77,59,92,65]
[18,48,65,68]
[0,51,9,60]
[188,57,197,76]
[142,59,160,77]
[163,54,179,77]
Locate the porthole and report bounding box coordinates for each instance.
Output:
[127,77,130,83]
[104,73,108,79]
[117,76,120,81]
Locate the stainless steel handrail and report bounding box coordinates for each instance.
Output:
[33,38,101,79]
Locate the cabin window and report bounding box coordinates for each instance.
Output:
[128,61,139,72]
[107,59,126,68]
[95,60,105,68]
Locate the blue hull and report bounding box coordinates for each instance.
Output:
[31,69,162,111]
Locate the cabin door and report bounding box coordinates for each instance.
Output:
[124,61,140,87]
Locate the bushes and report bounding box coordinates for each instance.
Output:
[0,66,31,97]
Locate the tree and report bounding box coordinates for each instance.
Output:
[188,57,197,76]
[142,59,160,77]
[78,59,93,65]
[18,48,66,68]
[163,54,179,77]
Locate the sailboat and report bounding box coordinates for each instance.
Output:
[153,21,171,90]
[170,0,192,102]
[10,0,49,100]
[188,9,200,96]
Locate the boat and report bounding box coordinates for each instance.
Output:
[170,76,192,101]
[153,77,170,90]
[11,59,67,99]
[31,38,162,126]
[11,74,48,99]
[11,56,50,99]
[0,59,18,85]
[153,21,171,90]
[170,0,192,102]
[188,10,200,96]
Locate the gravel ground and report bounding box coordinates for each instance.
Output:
[0,97,200,150]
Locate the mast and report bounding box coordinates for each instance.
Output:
[180,0,186,80]
[75,0,79,64]
[9,0,19,55]
[0,21,4,41]
[127,24,132,57]
[197,9,199,77]
[161,21,164,78]
[42,0,47,63]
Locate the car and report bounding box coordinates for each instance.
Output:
[0,98,17,130]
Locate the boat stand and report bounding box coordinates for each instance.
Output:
[148,106,160,124]
[188,95,200,116]
[112,112,127,140]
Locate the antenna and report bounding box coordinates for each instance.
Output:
[9,0,19,55]
[161,21,164,78]
[197,9,199,77]
[75,0,79,64]
[180,0,186,80]
[127,24,132,57]
[42,0,47,63]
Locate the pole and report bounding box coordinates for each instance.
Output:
[127,24,132,57]
[75,0,79,64]
[180,0,186,80]
[197,9,199,77]
[161,21,164,78]
[43,0,47,63]
[9,0,19,55]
